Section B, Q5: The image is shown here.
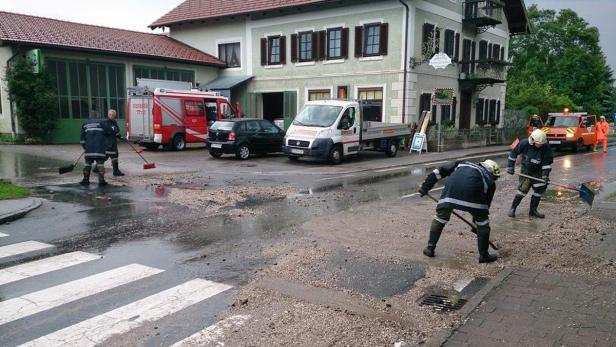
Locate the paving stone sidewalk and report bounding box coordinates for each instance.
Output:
[443,269,616,347]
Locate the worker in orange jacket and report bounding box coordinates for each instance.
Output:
[594,115,610,153]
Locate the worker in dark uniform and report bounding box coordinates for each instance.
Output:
[104,109,125,176]
[507,129,554,218]
[418,159,501,263]
[80,110,112,186]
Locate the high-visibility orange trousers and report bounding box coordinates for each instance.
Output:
[594,138,608,152]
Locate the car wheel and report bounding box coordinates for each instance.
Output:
[386,140,398,157]
[143,143,160,151]
[171,134,186,151]
[288,156,299,161]
[209,151,222,158]
[236,144,251,160]
[329,145,343,165]
[574,139,584,153]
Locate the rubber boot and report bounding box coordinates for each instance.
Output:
[423,220,444,257]
[477,228,497,263]
[529,196,545,219]
[80,166,91,186]
[112,159,125,176]
[92,163,99,174]
[508,195,524,218]
[98,166,108,186]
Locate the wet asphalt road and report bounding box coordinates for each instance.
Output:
[0,145,614,346]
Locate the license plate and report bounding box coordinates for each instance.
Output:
[211,143,222,148]
[291,149,304,155]
[549,140,561,145]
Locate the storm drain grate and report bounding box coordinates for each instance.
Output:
[419,294,467,312]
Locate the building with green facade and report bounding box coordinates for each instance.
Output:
[0,11,224,143]
[151,0,529,130]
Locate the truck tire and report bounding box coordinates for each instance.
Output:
[170,134,186,151]
[386,140,399,157]
[236,144,251,160]
[574,139,584,153]
[329,145,343,165]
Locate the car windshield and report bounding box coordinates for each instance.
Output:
[209,121,234,131]
[546,116,579,128]
[293,105,342,127]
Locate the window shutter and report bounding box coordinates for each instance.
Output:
[318,31,326,60]
[311,32,318,60]
[500,47,505,61]
[487,43,492,59]
[497,100,501,123]
[454,33,460,62]
[280,36,286,64]
[291,34,298,63]
[379,23,388,56]
[355,26,363,57]
[260,38,267,66]
[434,27,441,54]
[341,27,349,59]
[422,23,432,56]
[452,97,457,123]
[471,41,476,73]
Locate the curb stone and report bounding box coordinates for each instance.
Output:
[424,268,514,347]
[0,198,43,224]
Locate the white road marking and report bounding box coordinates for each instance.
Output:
[0,251,101,286]
[0,232,8,237]
[318,174,355,181]
[375,167,404,173]
[0,264,163,325]
[399,186,445,200]
[0,241,54,260]
[20,279,233,347]
[423,160,448,166]
[169,315,250,347]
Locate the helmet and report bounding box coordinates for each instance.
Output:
[481,159,501,178]
[529,129,547,145]
[600,115,606,120]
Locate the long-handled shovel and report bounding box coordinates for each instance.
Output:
[516,173,595,207]
[123,139,156,170]
[58,152,85,175]
[426,193,499,250]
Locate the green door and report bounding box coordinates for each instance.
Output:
[282,91,297,130]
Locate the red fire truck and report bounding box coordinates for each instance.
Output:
[127,87,240,150]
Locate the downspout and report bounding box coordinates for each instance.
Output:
[6,49,22,139]
[398,0,410,124]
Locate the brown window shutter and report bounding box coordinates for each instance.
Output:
[500,47,505,61]
[291,34,298,63]
[280,36,286,64]
[379,23,388,56]
[341,27,349,59]
[317,31,326,60]
[354,26,363,57]
[260,38,267,66]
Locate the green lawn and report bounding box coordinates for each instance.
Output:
[0,182,31,200]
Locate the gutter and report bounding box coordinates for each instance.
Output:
[6,49,22,139]
[398,0,410,124]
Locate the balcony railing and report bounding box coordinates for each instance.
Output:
[463,0,504,28]
[459,59,510,90]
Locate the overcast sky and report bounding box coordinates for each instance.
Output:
[1,0,614,70]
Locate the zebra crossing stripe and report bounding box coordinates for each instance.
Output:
[19,279,233,347]
[0,241,54,260]
[0,251,101,286]
[169,315,250,347]
[0,232,8,238]
[0,264,163,325]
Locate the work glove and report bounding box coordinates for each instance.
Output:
[506,167,514,175]
[418,188,428,197]
[542,175,550,183]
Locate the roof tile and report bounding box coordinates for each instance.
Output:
[151,0,328,28]
[0,11,225,66]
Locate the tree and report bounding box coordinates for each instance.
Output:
[507,6,615,116]
[6,57,58,143]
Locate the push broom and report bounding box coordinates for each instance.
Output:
[58,152,85,175]
[123,139,156,170]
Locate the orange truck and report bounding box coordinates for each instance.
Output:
[527,112,597,152]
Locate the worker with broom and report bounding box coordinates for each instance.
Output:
[507,129,554,219]
[80,110,113,186]
[418,159,501,263]
[104,109,125,176]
